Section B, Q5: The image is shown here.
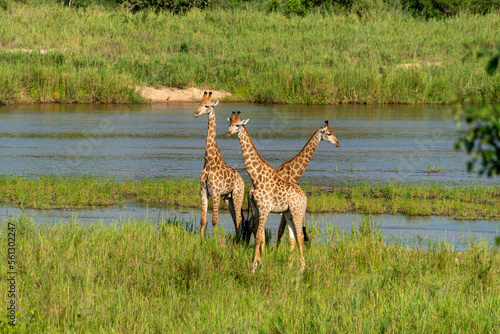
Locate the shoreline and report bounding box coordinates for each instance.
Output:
[134,86,233,103]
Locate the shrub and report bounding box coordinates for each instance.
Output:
[117,0,210,13]
[400,0,500,18]
[62,0,92,8]
[0,0,10,11]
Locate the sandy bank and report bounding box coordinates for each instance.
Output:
[135,86,232,102]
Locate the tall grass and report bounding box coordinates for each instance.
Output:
[0,215,498,332]
[305,182,500,219]
[0,3,499,104]
[1,175,500,219]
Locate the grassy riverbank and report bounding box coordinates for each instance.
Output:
[0,2,499,104]
[0,215,498,332]
[1,175,500,219]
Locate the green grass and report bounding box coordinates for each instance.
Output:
[0,214,498,332]
[1,175,500,220]
[0,2,499,104]
[304,182,500,219]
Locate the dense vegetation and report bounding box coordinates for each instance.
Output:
[2,175,500,219]
[16,0,500,17]
[456,47,500,176]
[0,1,499,104]
[0,215,498,332]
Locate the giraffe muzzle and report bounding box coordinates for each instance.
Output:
[225,132,232,138]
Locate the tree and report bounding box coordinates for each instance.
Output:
[455,47,500,177]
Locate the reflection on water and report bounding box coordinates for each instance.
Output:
[0,103,495,185]
[1,203,497,251]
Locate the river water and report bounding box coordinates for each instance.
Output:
[0,103,498,248]
[0,102,491,185]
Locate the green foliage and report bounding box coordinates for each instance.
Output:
[400,0,500,18]
[456,103,500,176]
[456,47,500,176]
[0,0,10,11]
[268,0,395,16]
[283,0,306,16]
[266,0,281,11]
[117,0,210,13]
[62,0,92,8]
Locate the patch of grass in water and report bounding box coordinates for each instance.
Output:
[1,175,500,220]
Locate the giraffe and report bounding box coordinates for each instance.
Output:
[225,111,307,272]
[243,121,340,246]
[194,92,245,238]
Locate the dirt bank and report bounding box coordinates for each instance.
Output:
[135,86,232,102]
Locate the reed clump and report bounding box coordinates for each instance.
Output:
[0,2,499,104]
[0,215,498,332]
[305,182,500,219]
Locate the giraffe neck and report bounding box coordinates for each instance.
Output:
[204,111,224,168]
[237,127,275,185]
[277,129,321,183]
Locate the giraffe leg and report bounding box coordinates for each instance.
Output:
[276,214,287,247]
[200,184,209,238]
[232,183,245,239]
[224,192,242,239]
[285,213,297,251]
[211,190,221,228]
[251,209,269,273]
[223,194,237,232]
[290,208,306,272]
[284,212,296,268]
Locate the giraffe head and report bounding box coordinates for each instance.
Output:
[225,111,249,137]
[320,121,340,147]
[194,91,219,118]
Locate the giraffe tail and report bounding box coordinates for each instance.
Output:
[303,225,309,243]
[241,191,253,244]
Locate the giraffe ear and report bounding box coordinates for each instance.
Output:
[211,100,219,107]
[241,119,250,125]
[227,118,231,123]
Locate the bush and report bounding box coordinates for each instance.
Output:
[117,0,210,13]
[62,0,92,8]
[0,0,10,11]
[401,0,500,19]
[269,0,399,17]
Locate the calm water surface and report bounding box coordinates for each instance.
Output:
[1,204,496,251]
[0,103,494,185]
[0,103,498,247]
